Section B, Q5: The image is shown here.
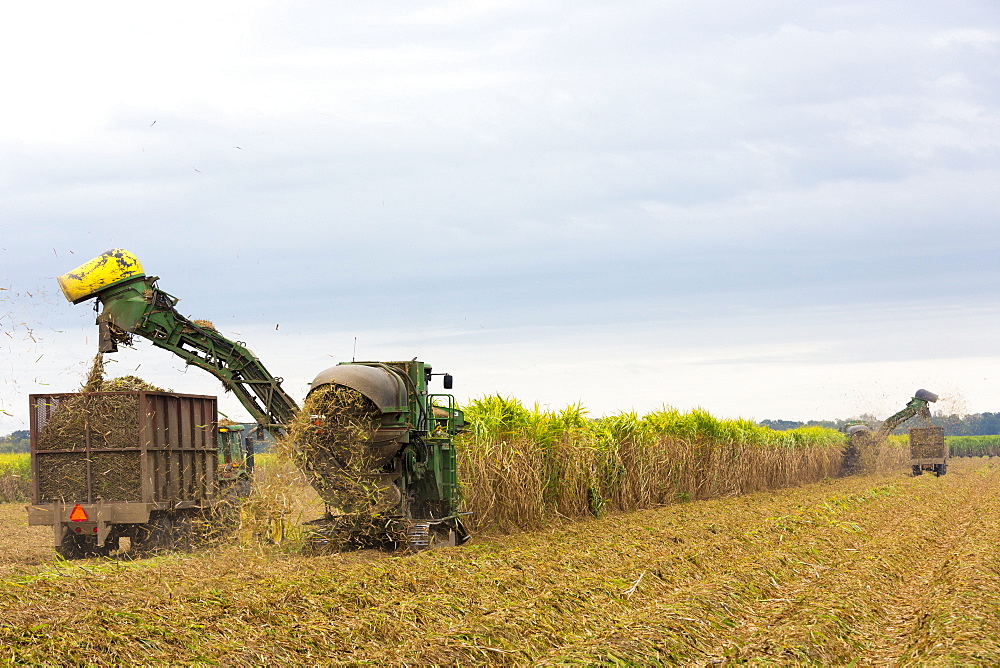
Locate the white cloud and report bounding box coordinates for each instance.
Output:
[931,28,1000,51]
[2,1,999,431]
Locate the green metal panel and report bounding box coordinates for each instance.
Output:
[95,276,299,432]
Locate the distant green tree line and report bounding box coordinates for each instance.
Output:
[759,417,877,433]
[761,413,1000,436]
[0,430,29,453]
[926,413,1000,436]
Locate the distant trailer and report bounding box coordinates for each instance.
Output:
[909,426,947,477]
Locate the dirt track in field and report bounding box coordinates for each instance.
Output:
[2,459,1000,665]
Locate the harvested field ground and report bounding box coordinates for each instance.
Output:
[2,458,1000,664]
[0,503,52,578]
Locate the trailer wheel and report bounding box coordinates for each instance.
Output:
[98,534,120,554]
[912,465,922,476]
[132,513,197,554]
[935,463,947,477]
[56,531,87,559]
[132,515,175,553]
[171,513,195,552]
[56,531,114,559]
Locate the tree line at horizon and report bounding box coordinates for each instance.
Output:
[760,412,1000,437]
[0,430,28,453]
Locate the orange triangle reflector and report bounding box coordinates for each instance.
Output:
[69,504,88,522]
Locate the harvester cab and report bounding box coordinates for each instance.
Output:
[54,249,470,551]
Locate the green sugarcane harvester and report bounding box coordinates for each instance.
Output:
[842,389,942,477]
[57,249,469,550]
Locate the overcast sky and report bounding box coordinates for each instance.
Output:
[2,0,999,430]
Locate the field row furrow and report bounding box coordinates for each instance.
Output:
[0,471,912,664]
[3,460,1000,665]
[538,461,1000,665]
[859,465,999,664]
[891,468,1000,663]
[728,461,998,664]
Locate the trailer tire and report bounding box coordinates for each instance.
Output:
[56,531,114,559]
[132,513,198,555]
[132,515,175,554]
[171,513,195,552]
[912,465,922,476]
[56,531,87,559]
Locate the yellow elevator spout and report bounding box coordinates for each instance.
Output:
[57,249,145,304]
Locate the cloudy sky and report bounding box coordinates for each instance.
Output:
[2,0,999,430]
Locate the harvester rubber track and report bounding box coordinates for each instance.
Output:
[405,521,432,551]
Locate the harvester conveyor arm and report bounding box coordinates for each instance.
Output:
[874,396,933,442]
[92,276,299,432]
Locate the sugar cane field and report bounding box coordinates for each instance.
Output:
[4,400,1000,664]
